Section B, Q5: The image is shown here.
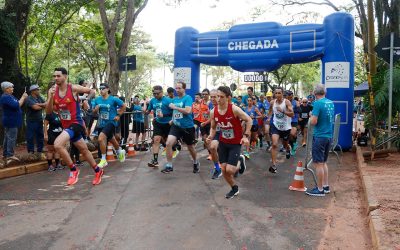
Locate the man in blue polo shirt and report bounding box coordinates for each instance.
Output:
[306,84,334,197]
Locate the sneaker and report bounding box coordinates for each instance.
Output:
[148,159,159,168]
[118,149,126,162]
[48,165,56,171]
[238,155,246,174]
[290,146,296,156]
[75,160,83,167]
[279,145,284,152]
[269,165,277,174]
[305,187,325,197]
[98,159,108,169]
[225,185,239,199]
[56,164,65,170]
[211,169,222,179]
[92,169,104,185]
[176,142,182,151]
[323,186,330,194]
[193,162,200,173]
[243,151,250,159]
[161,165,173,173]
[286,148,291,159]
[172,149,180,159]
[67,169,80,185]
[161,148,167,156]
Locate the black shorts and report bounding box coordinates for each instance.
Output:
[299,120,308,130]
[169,125,196,145]
[47,130,62,145]
[200,124,210,136]
[291,122,298,127]
[213,131,221,141]
[153,120,171,138]
[65,123,86,143]
[218,142,242,166]
[250,124,259,132]
[115,122,121,134]
[99,123,117,140]
[132,121,146,133]
[270,123,290,141]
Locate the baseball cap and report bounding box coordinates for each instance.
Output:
[99,83,111,93]
[266,91,273,97]
[29,84,40,91]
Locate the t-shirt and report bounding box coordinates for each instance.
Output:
[132,104,144,123]
[312,97,335,138]
[147,96,172,124]
[299,104,313,123]
[172,95,194,128]
[45,112,63,133]
[0,93,23,128]
[26,95,45,122]
[94,95,124,128]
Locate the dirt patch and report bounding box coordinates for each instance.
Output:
[364,152,400,249]
[318,153,372,249]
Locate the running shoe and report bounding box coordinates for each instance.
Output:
[75,160,83,167]
[118,149,126,162]
[161,148,167,156]
[323,186,330,194]
[92,169,104,185]
[98,159,108,169]
[67,169,80,185]
[211,169,222,179]
[269,165,277,174]
[225,185,239,199]
[148,159,159,168]
[305,187,325,197]
[48,165,56,172]
[161,164,173,173]
[279,145,284,152]
[286,148,291,159]
[56,164,65,170]
[238,155,246,174]
[243,151,250,159]
[172,149,180,159]
[193,162,200,173]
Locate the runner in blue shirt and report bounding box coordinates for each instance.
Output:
[93,83,126,168]
[131,95,147,151]
[162,81,199,174]
[286,90,300,155]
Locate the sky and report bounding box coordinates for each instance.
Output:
[136,0,354,89]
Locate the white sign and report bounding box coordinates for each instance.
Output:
[174,67,192,89]
[324,62,350,88]
[228,39,279,51]
[244,74,266,82]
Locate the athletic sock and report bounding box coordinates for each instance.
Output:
[55,159,60,166]
[94,166,100,173]
[153,153,158,161]
[193,159,199,164]
[101,154,106,160]
[214,161,221,171]
[70,164,76,171]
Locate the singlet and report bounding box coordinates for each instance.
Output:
[272,99,291,131]
[54,84,84,128]
[214,104,242,144]
[245,106,258,125]
[291,99,299,123]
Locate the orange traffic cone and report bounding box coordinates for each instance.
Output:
[127,143,136,157]
[106,142,116,162]
[289,161,307,192]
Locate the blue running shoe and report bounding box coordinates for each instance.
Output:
[305,187,325,197]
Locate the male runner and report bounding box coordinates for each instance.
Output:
[162,81,199,173]
[46,67,102,185]
[299,98,313,147]
[146,85,173,168]
[286,91,300,155]
[192,92,209,144]
[93,83,126,168]
[207,86,251,199]
[263,91,273,150]
[243,96,262,158]
[267,87,294,174]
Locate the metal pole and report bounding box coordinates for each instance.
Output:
[388,32,394,147]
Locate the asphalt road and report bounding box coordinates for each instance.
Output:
[0,142,339,250]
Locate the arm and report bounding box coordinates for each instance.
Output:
[72,84,95,96]
[255,107,263,118]
[206,110,216,142]
[233,105,252,137]
[268,100,274,117]
[169,104,192,115]
[310,103,319,125]
[43,119,49,141]
[45,87,55,114]
[284,99,294,117]
[310,115,318,125]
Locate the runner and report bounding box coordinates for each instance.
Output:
[161,81,199,173]
[263,91,273,150]
[299,97,313,147]
[192,92,209,146]
[286,90,300,155]
[267,87,294,174]
[93,83,126,168]
[243,96,262,159]
[202,89,222,179]
[46,67,103,185]
[131,95,147,151]
[207,86,252,199]
[146,85,173,168]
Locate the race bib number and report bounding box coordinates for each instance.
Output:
[156,108,162,117]
[276,121,285,130]
[203,113,209,119]
[59,110,71,120]
[222,129,234,139]
[173,112,183,120]
[301,113,308,118]
[100,112,109,120]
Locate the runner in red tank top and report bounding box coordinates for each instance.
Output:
[207,86,252,199]
[46,67,103,186]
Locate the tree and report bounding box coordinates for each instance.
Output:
[97,0,149,94]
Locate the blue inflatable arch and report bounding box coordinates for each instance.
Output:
[173,12,354,150]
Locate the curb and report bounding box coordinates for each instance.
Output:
[355,146,385,250]
[0,151,98,180]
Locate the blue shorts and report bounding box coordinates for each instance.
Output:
[65,123,86,143]
[312,137,332,163]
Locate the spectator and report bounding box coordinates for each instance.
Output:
[25,84,46,155]
[305,84,335,197]
[119,96,132,148]
[0,81,28,162]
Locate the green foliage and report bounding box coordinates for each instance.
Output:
[0,10,19,49]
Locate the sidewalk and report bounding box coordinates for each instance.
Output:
[356,146,400,250]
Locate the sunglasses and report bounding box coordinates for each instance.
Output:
[153,92,161,95]
[99,87,107,90]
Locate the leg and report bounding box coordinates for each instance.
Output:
[165,135,177,163]
[4,127,18,158]
[209,140,219,162]
[98,132,107,155]
[36,121,45,153]
[323,163,329,186]
[54,131,74,167]
[187,144,197,161]
[271,134,279,165]
[73,138,97,168]
[152,135,162,155]
[314,162,324,190]
[26,121,35,153]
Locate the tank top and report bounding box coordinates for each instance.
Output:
[54,84,84,128]
[214,103,242,144]
[272,99,291,131]
[245,106,258,125]
[291,99,299,122]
